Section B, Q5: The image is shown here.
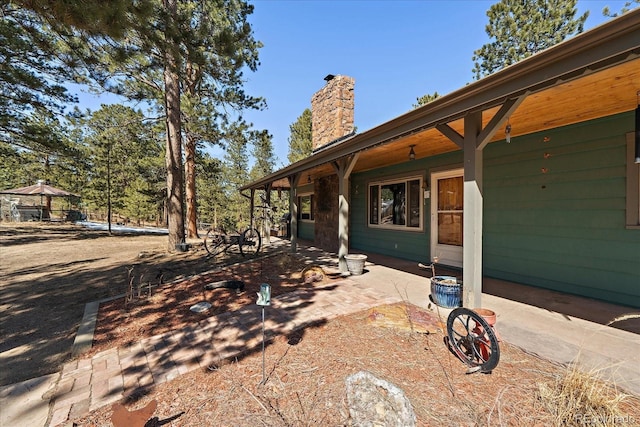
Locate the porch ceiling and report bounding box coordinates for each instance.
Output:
[243,10,640,192]
[348,57,640,174]
[302,56,640,183]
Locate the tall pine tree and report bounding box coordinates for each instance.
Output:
[287,109,313,164]
[472,0,588,80]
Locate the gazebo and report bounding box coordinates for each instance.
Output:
[0,181,80,221]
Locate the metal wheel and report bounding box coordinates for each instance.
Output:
[204,229,225,257]
[446,307,500,373]
[239,227,261,257]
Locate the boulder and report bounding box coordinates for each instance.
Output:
[345,371,416,427]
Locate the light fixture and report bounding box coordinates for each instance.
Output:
[408,144,416,161]
[307,174,311,183]
[505,120,512,144]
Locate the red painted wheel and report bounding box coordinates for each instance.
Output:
[446,307,500,373]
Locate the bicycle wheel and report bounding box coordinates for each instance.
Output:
[204,229,225,257]
[446,307,500,373]
[239,227,261,257]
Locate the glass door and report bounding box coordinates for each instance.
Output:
[430,169,463,267]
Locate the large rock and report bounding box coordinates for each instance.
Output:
[345,371,416,427]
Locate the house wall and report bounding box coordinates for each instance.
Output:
[350,112,639,307]
[351,153,462,261]
[298,221,314,241]
[482,112,638,307]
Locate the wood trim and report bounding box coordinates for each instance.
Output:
[626,132,640,227]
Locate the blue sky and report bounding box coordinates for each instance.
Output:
[74,0,631,167]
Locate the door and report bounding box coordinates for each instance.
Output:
[430,168,463,268]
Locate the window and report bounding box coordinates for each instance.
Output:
[369,176,423,230]
[626,132,640,228]
[298,194,314,221]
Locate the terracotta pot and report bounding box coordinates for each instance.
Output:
[473,308,496,327]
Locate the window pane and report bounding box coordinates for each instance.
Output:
[408,179,420,227]
[369,186,378,224]
[300,195,312,220]
[438,212,462,246]
[381,183,406,225]
[438,177,463,210]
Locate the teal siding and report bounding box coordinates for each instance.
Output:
[298,221,314,240]
[483,112,639,307]
[349,112,639,307]
[350,151,462,263]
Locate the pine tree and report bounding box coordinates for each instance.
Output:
[603,0,639,17]
[221,122,251,230]
[413,92,440,109]
[196,152,224,228]
[82,105,162,228]
[287,109,313,164]
[62,0,263,248]
[472,0,588,80]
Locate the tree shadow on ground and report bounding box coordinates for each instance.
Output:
[0,224,341,394]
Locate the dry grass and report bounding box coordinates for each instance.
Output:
[538,362,636,427]
[535,312,640,427]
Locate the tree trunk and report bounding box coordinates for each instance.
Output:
[184,59,201,239]
[163,0,185,252]
[185,131,198,238]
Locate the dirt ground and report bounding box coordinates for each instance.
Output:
[1,223,639,426]
[0,223,229,386]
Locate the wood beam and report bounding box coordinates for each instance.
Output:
[262,183,272,245]
[463,111,483,309]
[288,173,300,253]
[249,187,255,240]
[332,154,360,272]
[436,124,464,148]
[477,94,528,149]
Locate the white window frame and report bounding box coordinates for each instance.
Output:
[298,192,314,223]
[368,175,423,231]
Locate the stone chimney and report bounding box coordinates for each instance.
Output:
[311,75,355,151]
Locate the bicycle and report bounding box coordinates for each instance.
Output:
[203,225,261,258]
[253,200,277,239]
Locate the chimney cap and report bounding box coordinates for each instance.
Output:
[324,74,335,82]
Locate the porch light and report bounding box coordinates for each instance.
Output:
[409,144,416,161]
[505,121,512,144]
[307,174,311,183]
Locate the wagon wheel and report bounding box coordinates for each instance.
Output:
[204,229,225,257]
[239,227,261,257]
[446,307,500,373]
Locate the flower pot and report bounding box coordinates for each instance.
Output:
[430,276,462,308]
[473,308,496,327]
[472,308,501,341]
[345,254,367,275]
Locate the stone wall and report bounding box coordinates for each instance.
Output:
[314,175,339,253]
[311,75,355,151]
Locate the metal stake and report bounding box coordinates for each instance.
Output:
[260,305,266,385]
[256,283,270,385]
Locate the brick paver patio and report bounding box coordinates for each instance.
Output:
[48,279,402,426]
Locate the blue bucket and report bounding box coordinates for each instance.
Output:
[430,276,462,308]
